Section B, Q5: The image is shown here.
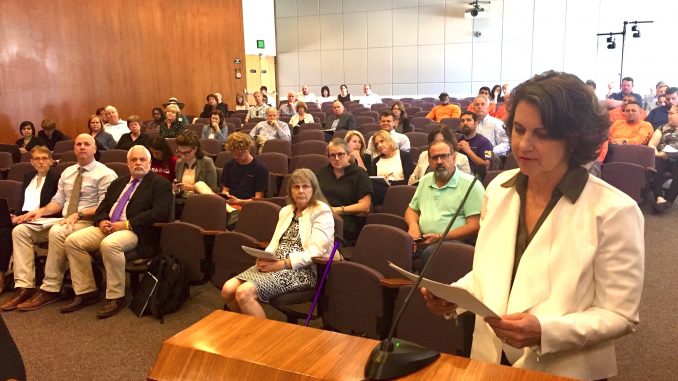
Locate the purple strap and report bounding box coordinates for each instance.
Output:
[304,241,340,327]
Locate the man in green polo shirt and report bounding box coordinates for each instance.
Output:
[404,140,484,270]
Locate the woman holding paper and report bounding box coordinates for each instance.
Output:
[421,71,644,381]
[648,103,678,212]
[221,169,336,318]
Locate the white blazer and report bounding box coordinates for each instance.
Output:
[265,201,335,270]
[455,169,644,381]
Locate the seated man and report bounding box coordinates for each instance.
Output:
[404,140,484,270]
[472,95,510,157]
[298,84,317,104]
[249,107,291,153]
[605,76,644,109]
[466,87,497,115]
[609,101,654,145]
[456,111,494,175]
[279,92,297,118]
[324,101,357,132]
[220,132,269,206]
[358,84,382,107]
[103,106,130,143]
[365,110,411,158]
[244,91,270,123]
[0,134,117,311]
[62,145,172,318]
[608,94,647,122]
[425,92,461,122]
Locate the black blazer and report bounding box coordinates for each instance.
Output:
[15,136,46,152]
[324,112,357,131]
[93,173,173,259]
[370,150,414,186]
[200,103,229,118]
[115,133,150,151]
[18,168,60,214]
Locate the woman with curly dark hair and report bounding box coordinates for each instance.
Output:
[422,71,644,381]
[146,136,178,182]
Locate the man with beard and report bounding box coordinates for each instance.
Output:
[404,140,484,270]
[457,111,494,175]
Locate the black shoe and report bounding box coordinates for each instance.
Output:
[654,201,671,213]
[60,291,100,313]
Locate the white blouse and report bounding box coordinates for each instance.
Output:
[376,152,404,182]
[22,174,45,212]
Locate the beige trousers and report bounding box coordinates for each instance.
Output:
[65,226,138,299]
[11,221,91,290]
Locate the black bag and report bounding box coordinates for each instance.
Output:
[144,255,189,322]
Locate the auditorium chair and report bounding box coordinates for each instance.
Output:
[53,161,75,177]
[60,151,77,162]
[294,130,325,143]
[418,123,441,135]
[359,123,381,138]
[292,140,328,156]
[256,152,289,196]
[0,180,22,210]
[440,117,461,132]
[0,152,13,178]
[355,116,376,128]
[405,106,422,116]
[261,139,292,157]
[332,130,348,140]
[297,123,323,133]
[404,132,428,148]
[321,224,414,339]
[601,162,647,203]
[199,138,222,157]
[410,117,431,131]
[225,117,242,131]
[214,151,234,168]
[105,162,130,178]
[309,112,326,124]
[188,123,204,137]
[7,162,34,182]
[52,140,75,155]
[482,170,504,188]
[99,149,128,164]
[288,154,329,173]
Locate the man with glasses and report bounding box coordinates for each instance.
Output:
[249,107,291,153]
[404,140,484,270]
[219,132,269,207]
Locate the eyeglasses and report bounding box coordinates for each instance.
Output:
[430,153,451,161]
[328,152,347,159]
[176,148,194,155]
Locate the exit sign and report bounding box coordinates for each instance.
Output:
[256,40,265,49]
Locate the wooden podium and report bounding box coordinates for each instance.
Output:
[148,311,574,380]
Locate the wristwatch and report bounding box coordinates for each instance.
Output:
[77,212,85,220]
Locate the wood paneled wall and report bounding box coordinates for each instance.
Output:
[0,0,246,144]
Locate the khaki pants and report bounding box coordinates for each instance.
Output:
[12,221,91,290]
[65,226,138,299]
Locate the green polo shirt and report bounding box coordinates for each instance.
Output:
[409,170,484,234]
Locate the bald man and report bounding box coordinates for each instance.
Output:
[1,134,117,312]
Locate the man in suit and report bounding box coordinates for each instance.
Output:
[60,145,172,318]
[324,101,357,141]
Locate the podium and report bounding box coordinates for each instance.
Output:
[148,311,574,380]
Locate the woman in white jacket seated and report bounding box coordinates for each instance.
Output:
[221,168,335,318]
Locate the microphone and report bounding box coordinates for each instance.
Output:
[364,169,482,380]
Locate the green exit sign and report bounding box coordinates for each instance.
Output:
[256,40,265,49]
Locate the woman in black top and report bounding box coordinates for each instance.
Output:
[337,84,351,104]
[200,93,229,118]
[391,100,412,133]
[116,115,150,150]
[15,121,45,155]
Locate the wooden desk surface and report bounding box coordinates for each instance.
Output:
[148,311,574,381]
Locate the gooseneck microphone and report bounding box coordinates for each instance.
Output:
[364,167,484,380]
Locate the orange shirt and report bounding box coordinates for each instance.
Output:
[608,120,653,145]
[426,104,461,122]
[608,107,647,123]
[494,104,508,121]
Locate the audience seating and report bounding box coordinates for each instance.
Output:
[393,242,475,357]
[370,103,387,111]
[60,151,77,162]
[375,185,417,215]
[53,161,75,177]
[249,117,265,124]
[482,170,504,188]
[440,118,461,131]
[309,112,326,123]
[210,230,260,291]
[297,123,323,132]
[53,140,75,155]
[381,98,394,105]
[332,130,348,140]
[257,152,289,175]
[409,147,421,165]
[413,111,430,118]
[321,224,413,338]
[0,144,21,163]
[215,151,234,168]
[188,123,204,137]
[166,138,177,153]
[225,117,242,130]
[405,106,422,116]
[199,138,222,156]
[359,123,381,137]
[7,162,34,182]
[160,222,207,283]
[292,141,328,156]
[294,130,325,143]
[419,102,436,112]
[99,149,128,164]
[355,116,376,127]
[605,144,655,170]
[0,152,13,177]
[233,200,281,242]
[601,162,647,203]
[404,132,428,148]
[410,117,431,131]
[503,154,518,170]
[105,162,129,178]
[0,180,22,210]
[289,154,329,173]
[20,151,32,162]
[418,123,441,135]
[261,139,292,157]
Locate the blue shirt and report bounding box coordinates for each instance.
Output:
[647,105,669,129]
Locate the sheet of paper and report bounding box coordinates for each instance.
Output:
[662,145,678,153]
[241,246,278,260]
[23,217,64,231]
[389,262,499,318]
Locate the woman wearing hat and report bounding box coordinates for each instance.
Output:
[162,97,190,126]
[160,104,187,138]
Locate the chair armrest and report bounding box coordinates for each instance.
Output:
[255,241,269,249]
[153,222,170,228]
[379,278,413,288]
[202,230,227,236]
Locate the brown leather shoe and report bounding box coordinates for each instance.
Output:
[1,288,36,311]
[96,297,127,319]
[17,290,59,311]
[60,291,100,313]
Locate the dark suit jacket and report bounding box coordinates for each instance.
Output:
[324,112,357,131]
[18,168,60,213]
[93,172,173,259]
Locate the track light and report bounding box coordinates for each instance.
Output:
[632,26,640,38]
[606,36,613,43]
[607,36,616,49]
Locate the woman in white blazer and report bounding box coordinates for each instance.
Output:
[221,168,336,318]
[422,71,644,381]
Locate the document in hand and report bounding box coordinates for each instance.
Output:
[388,262,499,318]
[241,246,278,261]
[23,217,64,231]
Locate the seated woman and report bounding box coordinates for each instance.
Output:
[221,168,336,318]
[369,130,414,205]
[37,119,67,151]
[173,133,219,195]
[391,100,412,133]
[200,93,229,119]
[317,138,372,244]
[147,136,178,182]
[15,121,46,155]
[87,115,116,150]
[201,110,229,145]
[159,104,187,138]
[409,125,471,185]
[288,101,315,132]
[116,115,149,150]
[318,86,334,105]
[0,146,58,294]
[144,107,164,136]
[648,103,678,212]
[234,92,249,111]
[344,130,371,171]
[337,84,351,104]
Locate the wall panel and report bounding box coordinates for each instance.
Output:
[0,0,246,144]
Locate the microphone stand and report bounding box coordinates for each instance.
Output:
[364,171,482,380]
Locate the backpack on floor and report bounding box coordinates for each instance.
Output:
[145,255,189,322]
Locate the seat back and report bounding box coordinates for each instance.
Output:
[410,117,431,131]
[234,200,281,242]
[159,222,206,283]
[181,194,229,231]
[261,139,292,157]
[0,180,23,210]
[380,185,417,216]
[356,116,376,127]
[503,154,518,170]
[404,132,428,148]
[105,162,130,177]
[365,213,408,231]
[99,149,128,164]
[53,140,75,154]
[605,144,655,170]
[292,140,328,156]
[440,118,461,131]
[7,162,34,182]
[60,151,77,162]
[199,138,222,156]
[298,123,323,132]
[289,154,330,173]
[418,123,441,135]
[215,151,234,168]
[295,130,325,143]
[188,123,204,137]
[53,161,75,177]
[352,224,413,277]
[482,170,504,188]
[211,231,259,289]
[359,123,381,138]
[0,152,13,172]
[257,152,289,175]
[601,162,647,203]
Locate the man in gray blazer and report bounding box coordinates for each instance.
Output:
[324,101,357,141]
